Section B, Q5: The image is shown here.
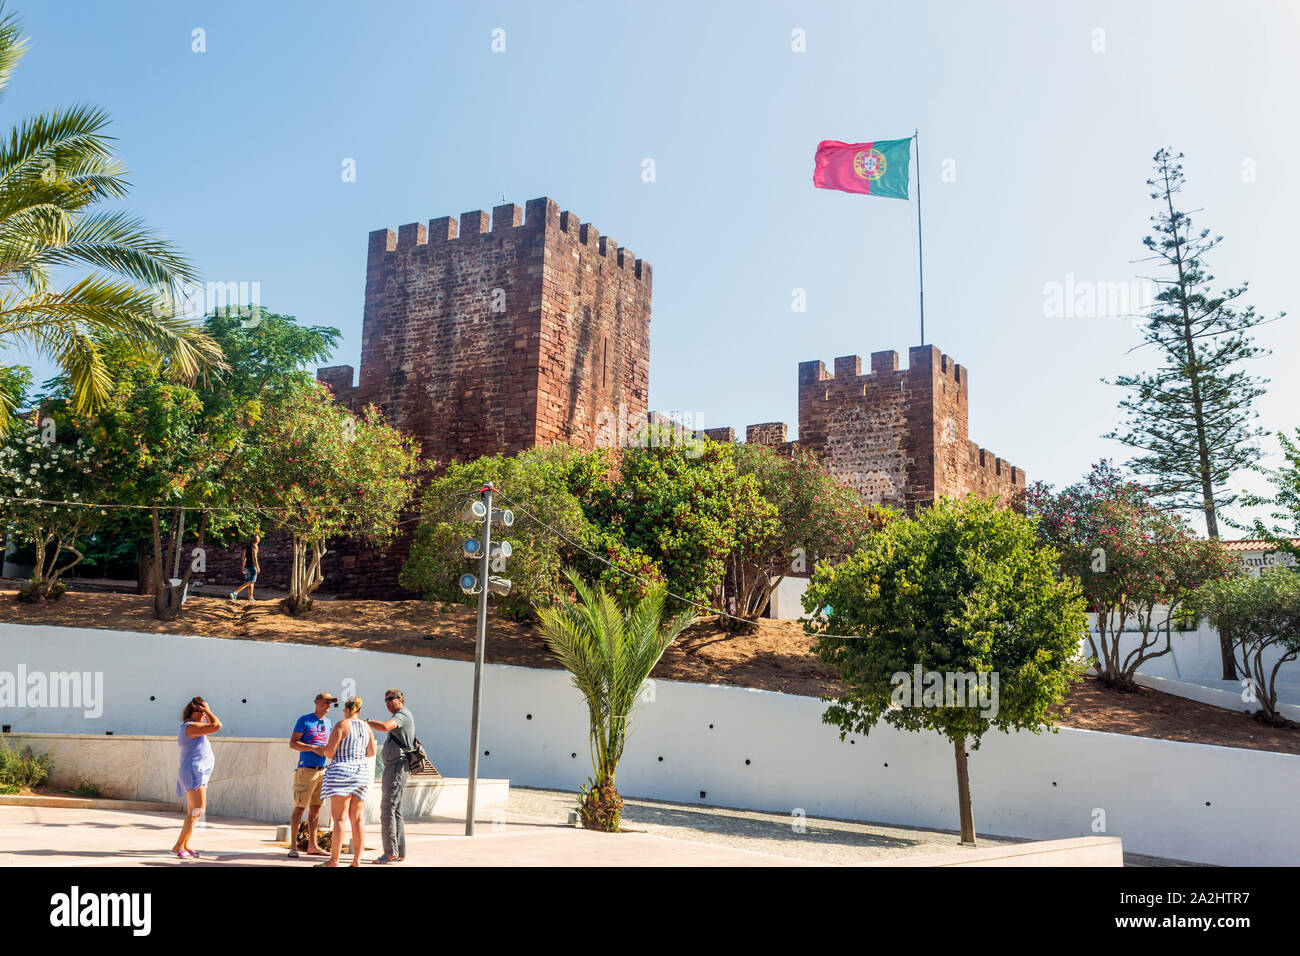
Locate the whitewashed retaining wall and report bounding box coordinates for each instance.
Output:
[1085,614,1300,714]
[1,622,1297,865]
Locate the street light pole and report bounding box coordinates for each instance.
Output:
[464,482,493,836]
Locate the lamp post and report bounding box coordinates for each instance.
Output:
[459,483,512,836]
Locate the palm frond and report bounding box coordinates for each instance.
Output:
[0,105,121,195]
[33,210,197,286]
[0,3,29,100]
[0,276,226,386]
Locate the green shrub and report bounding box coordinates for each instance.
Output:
[401,445,603,620]
[71,778,104,798]
[0,741,52,793]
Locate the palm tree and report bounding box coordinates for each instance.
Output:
[536,571,696,831]
[0,3,223,430]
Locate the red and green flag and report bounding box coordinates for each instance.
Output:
[813,138,911,199]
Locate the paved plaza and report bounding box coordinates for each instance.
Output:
[0,788,1177,866]
[0,801,816,868]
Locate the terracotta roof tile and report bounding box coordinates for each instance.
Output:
[1220,538,1300,553]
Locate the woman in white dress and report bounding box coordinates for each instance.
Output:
[318,696,375,867]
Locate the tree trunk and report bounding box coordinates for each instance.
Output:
[1218,626,1238,683]
[135,540,155,595]
[1161,165,1236,682]
[150,508,208,622]
[953,736,976,846]
[285,535,326,616]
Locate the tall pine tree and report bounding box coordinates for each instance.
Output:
[1105,148,1280,679]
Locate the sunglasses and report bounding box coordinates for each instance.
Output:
[385,696,399,702]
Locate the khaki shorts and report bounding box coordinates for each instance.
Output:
[293,767,325,809]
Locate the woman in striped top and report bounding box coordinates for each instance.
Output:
[319,696,375,867]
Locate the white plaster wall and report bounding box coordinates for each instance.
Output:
[768,575,810,620]
[2,622,1297,865]
[1085,614,1300,706]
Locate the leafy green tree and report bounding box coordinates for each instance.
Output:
[0,408,110,600]
[579,428,775,612]
[0,366,30,430]
[535,570,695,831]
[0,3,223,430]
[726,442,889,627]
[1229,428,1300,562]
[50,339,210,613]
[197,307,339,414]
[236,382,423,615]
[804,495,1088,845]
[401,445,602,620]
[1026,461,1236,690]
[1194,567,1300,726]
[43,312,339,616]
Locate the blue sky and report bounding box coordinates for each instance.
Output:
[4,0,1297,532]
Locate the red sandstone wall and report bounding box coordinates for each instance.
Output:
[197,528,418,600]
[535,204,652,449]
[788,344,1023,511]
[351,205,546,463]
[336,197,651,465]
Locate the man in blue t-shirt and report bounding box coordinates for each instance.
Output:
[287,692,335,858]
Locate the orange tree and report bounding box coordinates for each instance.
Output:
[804,495,1087,845]
[50,339,216,619]
[236,381,423,615]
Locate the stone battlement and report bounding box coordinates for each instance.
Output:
[715,344,1024,512]
[367,198,650,282]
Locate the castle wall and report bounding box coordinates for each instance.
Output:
[773,345,1022,511]
[332,197,651,466]
[535,204,652,448]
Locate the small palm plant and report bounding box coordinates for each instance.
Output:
[536,570,695,831]
[0,3,223,430]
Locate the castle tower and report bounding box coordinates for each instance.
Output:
[318,197,652,463]
[792,345,1024,511]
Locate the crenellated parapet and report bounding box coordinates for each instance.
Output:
[699,345,1019,511]
[365,198,650,284]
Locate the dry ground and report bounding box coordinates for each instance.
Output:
[4,582,1299,756]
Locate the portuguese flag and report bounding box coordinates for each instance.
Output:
[813,138,911,199]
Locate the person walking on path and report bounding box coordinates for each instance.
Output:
[287,691,335,858]
[319,696,374,868]
[367,689,415,864]
[173,696,221,859]
[230,534,260,602]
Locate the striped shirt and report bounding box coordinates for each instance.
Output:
[322,717,371,799]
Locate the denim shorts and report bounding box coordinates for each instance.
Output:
[244,568,258,583]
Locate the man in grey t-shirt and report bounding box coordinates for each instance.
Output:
[367,688,414,863]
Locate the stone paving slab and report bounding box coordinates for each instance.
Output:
[0,804,813,867]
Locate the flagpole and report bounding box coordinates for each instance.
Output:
[914,128,925,346]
